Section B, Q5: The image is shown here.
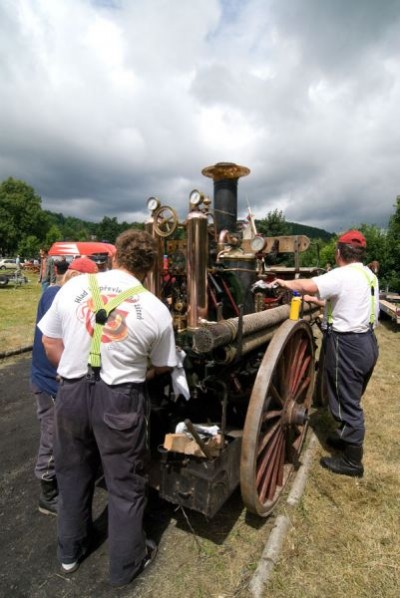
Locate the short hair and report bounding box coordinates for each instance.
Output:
[54,259,69,276]
[337,242,365,263]
[115,229,157,276]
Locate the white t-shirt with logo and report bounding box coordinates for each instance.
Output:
[312,263,379,333]
[38,269,177,384]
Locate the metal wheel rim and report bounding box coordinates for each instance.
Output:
[240,319,315,516]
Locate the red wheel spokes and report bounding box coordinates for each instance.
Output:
[289,337,308,394]
[240,320,315,516]
[258,428,285,503]
[257,420,280,457]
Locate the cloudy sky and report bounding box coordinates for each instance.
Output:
[1,0,399,233]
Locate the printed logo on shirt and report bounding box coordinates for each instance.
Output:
[76,293,142,343]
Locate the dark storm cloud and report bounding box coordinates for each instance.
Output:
[0,0,399,232]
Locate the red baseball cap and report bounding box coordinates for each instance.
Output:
[338,230,366,248]
[68,257,99,274]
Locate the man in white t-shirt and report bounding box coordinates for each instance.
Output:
[39,229,177,587]
[275,230,379,478]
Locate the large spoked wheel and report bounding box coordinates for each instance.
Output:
[240,319,315,517]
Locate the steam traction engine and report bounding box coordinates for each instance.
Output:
[145,162,318,518]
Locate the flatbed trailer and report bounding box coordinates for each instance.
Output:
[379,293,400,325]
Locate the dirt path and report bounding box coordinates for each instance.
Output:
[0,355,279,598]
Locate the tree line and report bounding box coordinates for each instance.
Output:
[1,177,399,291]
[0,177,143,258]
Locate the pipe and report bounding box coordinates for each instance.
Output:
[193,305,291,353]
[211,310,318,364]
[144,218,163,297]
[193,303,319,354]
[186,209,208,330]
[202,162,250,235]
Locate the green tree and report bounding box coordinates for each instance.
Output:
[0,177,49,254]
[95,216,134,243]
[18,235,41,259]
[300,239,329,268]
[257,209,290,236]
[319,237,337,269]
[359,223,386,267]
[384,195,400,291]
[44,224,63,247]
[256,210,291,265]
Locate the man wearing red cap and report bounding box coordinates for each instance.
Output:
[275,229,379,478]
[30,258,98,516]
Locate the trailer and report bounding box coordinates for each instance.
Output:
[0,271,28,287]
[140,162,321,519]
[379,292,400,325]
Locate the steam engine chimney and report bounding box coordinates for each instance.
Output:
[202,162,250,234]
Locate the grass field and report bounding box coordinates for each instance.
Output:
[0,278,398,597]
[0,271,41,353]
[266,319,400,598]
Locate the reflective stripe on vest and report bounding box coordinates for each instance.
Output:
[326,265,377,328]
[88,274,147,370]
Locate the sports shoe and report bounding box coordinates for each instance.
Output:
[61,561,79,574]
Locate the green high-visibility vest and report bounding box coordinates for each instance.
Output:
[88,274,148,370]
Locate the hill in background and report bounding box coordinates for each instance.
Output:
[286,221,334,241]
[46,209,334,244]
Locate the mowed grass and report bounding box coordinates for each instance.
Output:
[0,271,41,353]
[266,320,400,598]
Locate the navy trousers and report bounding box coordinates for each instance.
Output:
[324,330,379,446]
[54,376,148,586]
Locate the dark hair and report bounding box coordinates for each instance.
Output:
[337,242,365,263]
[54,259,69,275]
[115,229,157,276]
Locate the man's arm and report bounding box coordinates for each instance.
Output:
[275,278,319,295]
[42,335,64,368]
[48,259,57,284]
[146,366,173,381]
[303,294,326,307]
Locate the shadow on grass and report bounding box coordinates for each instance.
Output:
[152,485,253,545]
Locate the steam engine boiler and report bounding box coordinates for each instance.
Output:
[145,162,317,518]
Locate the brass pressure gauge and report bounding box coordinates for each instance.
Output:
[147,196,160,212]
[250,235,266,252]
[189,189,203,207]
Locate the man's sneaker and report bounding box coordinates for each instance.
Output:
[38,479,58,516]
[61,561,79,574]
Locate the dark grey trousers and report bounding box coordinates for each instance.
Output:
[34,390,56,481]
[54,376,148,586]
[324,330,379,446]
